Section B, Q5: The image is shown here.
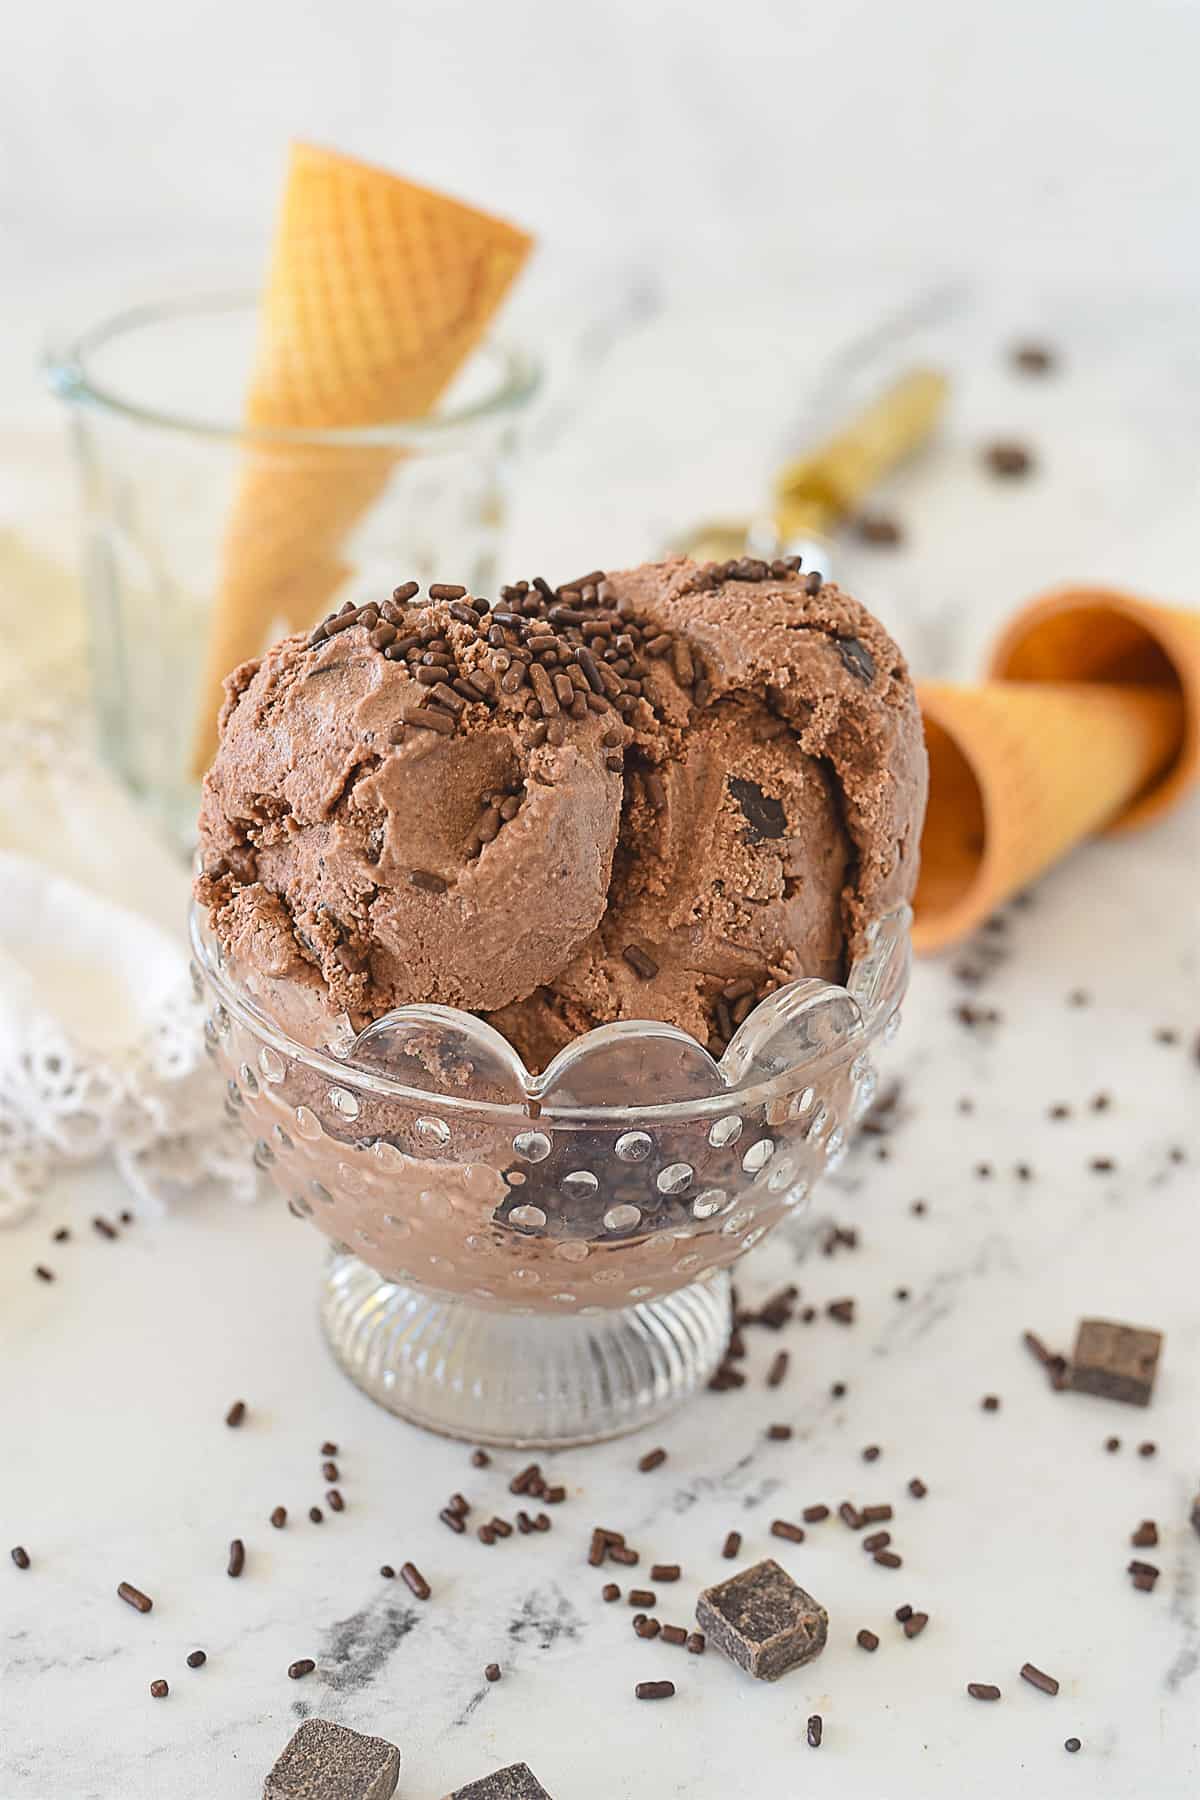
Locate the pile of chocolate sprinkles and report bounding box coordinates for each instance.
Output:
[303,559,808,766]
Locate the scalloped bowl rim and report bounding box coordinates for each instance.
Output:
[189,901,910,1126]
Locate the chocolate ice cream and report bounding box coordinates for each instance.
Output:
[196,558,926,1069]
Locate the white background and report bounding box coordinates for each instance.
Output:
[3,0,1197,291]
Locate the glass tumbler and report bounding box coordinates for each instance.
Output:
[45,294,540,853]
[191,902,910,1449]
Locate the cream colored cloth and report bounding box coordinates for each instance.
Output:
[0,533,253,1221]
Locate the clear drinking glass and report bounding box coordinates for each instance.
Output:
[191,901,910,1449]
[45,295,540,853]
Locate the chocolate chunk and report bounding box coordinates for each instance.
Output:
[1069,1320,1162,1406]
[727,777,787,842]
[834,636,877,683]
[696,1558,828,1681]
[443,1764,554,1800]
[265,1718,401,1800]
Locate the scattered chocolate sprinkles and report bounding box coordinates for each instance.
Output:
[34,1265,54,1283]
[150,1679,169,1699]
[308,1507,323,1524]
[1021,1662,1060,1696]
[722,1531,742,1560]
[967,1683,1001,1701]
[288,1659,315,1680]
[224,1400,246,1428]
[1065,1737,1082,1753]
[227,1538,245,1578]
[770,1520,805,1544]
[650,1564,681,1583]
[807,1715,823,1748]
[661,1625,689,1646]
[602,1583,621,1603]
[118,1582,153,1614]
[270,1506,287,1529]
[637,1447,667,1473]
[186,1650,206,1669]
[1131,1520,1158,1548]
[11,1546,30,1570]
[803,1506,830,1524]
[857,1629,880,1652]
[903,1613,929,1639]
[485,1662,502,1683]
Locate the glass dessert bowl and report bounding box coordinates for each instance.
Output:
[191,903,909,1448]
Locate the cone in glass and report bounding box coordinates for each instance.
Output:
[191,142,532,772]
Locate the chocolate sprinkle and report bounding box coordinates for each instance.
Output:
[10,1546,30,1570]
[186,1650,206,1669]
[635,1681,675,1700]
[967,1683,1001,1701]
[401,1562,431,1600]
[807,1715,823,1748]
[1021,1662,1060,1696]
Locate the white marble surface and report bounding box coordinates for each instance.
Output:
[3,284,1200,1799]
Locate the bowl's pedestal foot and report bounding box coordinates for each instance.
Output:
[319,1252,732,1449]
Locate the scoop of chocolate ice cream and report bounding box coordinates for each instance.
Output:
[196,591,623,1018]
[196,558,926,1069]
[486,557,926,1065]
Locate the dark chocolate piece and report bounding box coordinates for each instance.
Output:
[1069,1320,1162,1406]
[728,777,786,842]
[696,1558,828,1681]
[443,1763,554,1800]
[265,1718,401,1800]
[834,636,877,683]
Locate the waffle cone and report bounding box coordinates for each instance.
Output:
[912,679,1185,952]
[191,143,533,773]
[987,586,1199,831]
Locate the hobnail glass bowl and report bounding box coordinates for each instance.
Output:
[190,903,909,1447]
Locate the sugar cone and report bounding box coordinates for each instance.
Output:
[987,586,1199,832]
[912,680,1185,952]
[191,143,533,773]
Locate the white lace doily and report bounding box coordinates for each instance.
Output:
[0,532,256,1223]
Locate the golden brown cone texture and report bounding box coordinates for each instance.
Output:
[914,679,1184,952]
[987,587,1199,831]
[191,142,532,772]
